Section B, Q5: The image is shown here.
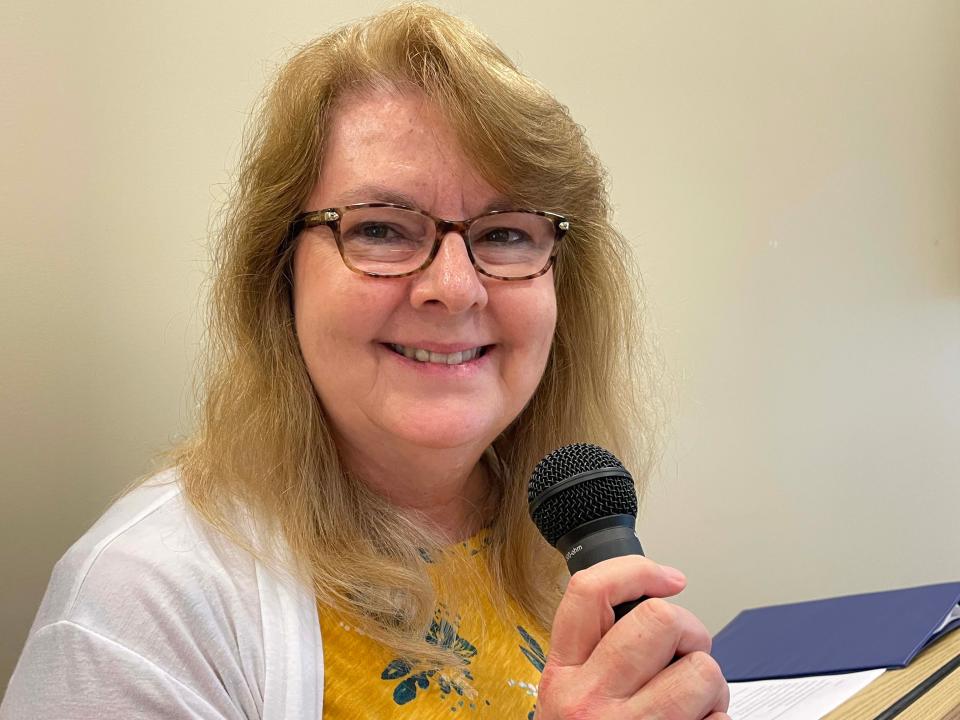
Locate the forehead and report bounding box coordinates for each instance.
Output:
[313,88,508,214]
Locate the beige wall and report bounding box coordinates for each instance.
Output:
[2,0,958,692]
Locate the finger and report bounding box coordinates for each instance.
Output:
[625,650,729,719]
[547,556,687,668]
[584,599,712,697]
[673,604,713,657]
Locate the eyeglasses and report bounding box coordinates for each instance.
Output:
[287,203,569,280]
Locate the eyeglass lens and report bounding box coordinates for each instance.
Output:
[337,207,556,277]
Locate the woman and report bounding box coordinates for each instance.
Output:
[2,4,728,719]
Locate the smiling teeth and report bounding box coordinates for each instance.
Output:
[390,344,484,365]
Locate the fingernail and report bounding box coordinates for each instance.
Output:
[662,565,686,583]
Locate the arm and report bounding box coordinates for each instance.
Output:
[2,620,240,720]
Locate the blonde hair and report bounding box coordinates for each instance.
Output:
[160,2,662,669]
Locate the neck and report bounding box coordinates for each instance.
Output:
[336,435,495,541]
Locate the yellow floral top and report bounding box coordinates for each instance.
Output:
[318,530,549,718]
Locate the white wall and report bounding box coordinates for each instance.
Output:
[2,0,958,691]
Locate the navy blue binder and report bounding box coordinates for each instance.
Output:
[711,581,960,682]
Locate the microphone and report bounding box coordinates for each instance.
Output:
[528,443,647,621]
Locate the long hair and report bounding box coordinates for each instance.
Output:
[159,2,663,669]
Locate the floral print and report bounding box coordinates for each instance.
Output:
[319,529,547,717]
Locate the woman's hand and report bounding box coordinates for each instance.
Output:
[535,556,730,719]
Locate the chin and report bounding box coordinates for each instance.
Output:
[387,413,502,452]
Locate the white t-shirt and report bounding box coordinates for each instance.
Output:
[1,469,325,719]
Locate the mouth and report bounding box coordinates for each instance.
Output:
[384,343,492,366]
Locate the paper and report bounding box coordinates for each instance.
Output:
[935,604,960,633]
[728,668,885,720]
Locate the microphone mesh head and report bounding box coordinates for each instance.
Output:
[528,443,638,547]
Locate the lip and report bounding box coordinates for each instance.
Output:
[379,342,494,374]
[381,341,491,353]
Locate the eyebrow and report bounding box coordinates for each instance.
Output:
[332,183,518,215]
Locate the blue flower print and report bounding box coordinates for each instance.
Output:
[380,607,478,706]
[517,625,546,672]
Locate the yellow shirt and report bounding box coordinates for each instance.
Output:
[318,531,549,718]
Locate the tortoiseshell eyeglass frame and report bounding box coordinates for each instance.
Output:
[285,202,570,281]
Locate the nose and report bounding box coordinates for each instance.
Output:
[409,231,488,313]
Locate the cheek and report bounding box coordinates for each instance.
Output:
[501,284,557,367]
[539,293,559,346]
[293,251,338,348]
[526,284,558,348]
[292,244,392,363]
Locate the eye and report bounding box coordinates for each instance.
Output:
[345,222,416,244]
[477,227,531,245]
[359,223,396,239]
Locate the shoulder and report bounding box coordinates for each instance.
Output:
[36,468,257,632]
[27,469,275,678]
[8,468,325,718]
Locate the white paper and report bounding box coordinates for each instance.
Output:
[934,603,960,633]
[727,668,885,720]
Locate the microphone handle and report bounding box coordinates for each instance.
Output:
[557,514,647,621]
[613,596,648,621]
